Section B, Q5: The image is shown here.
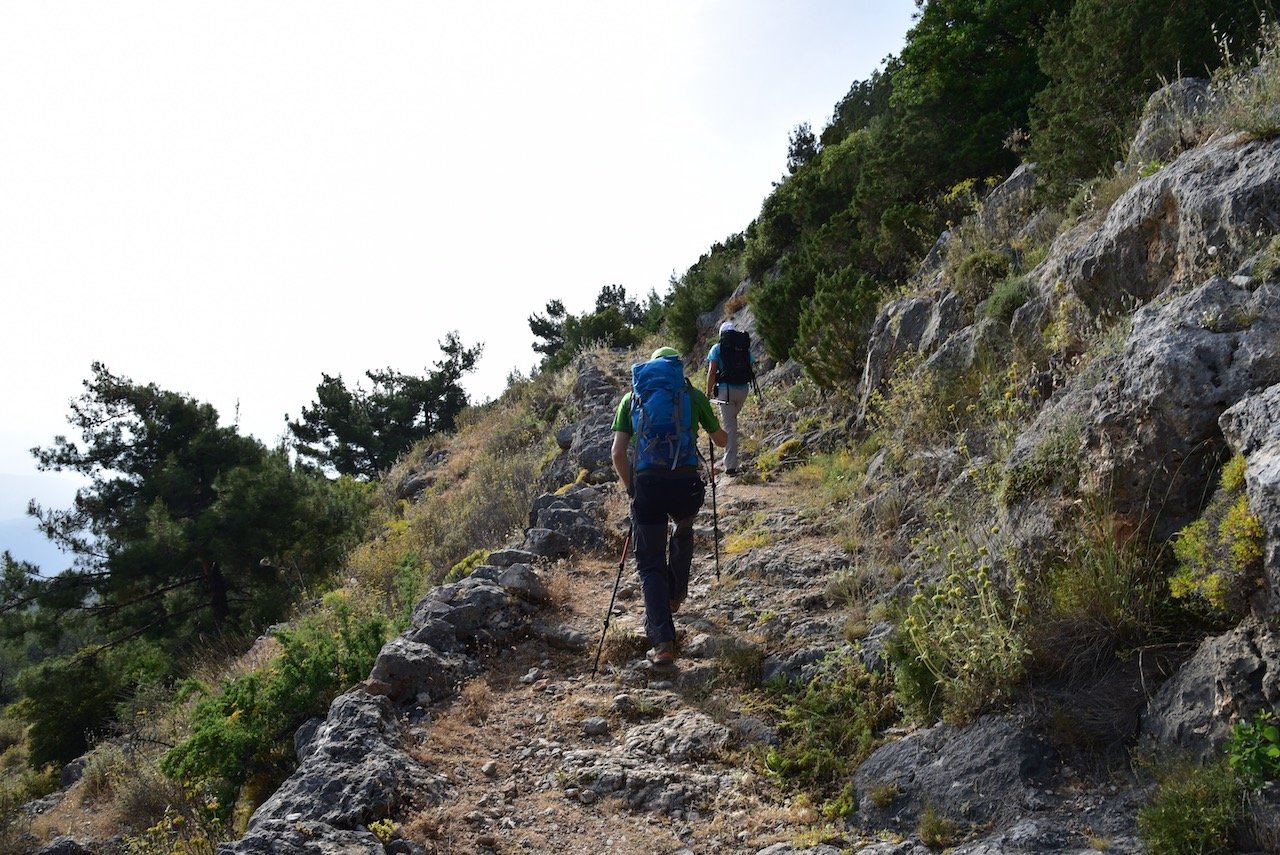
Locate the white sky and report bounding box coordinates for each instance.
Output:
[0,1,916,565]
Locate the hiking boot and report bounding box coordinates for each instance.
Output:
[725,467,739,476]
[649,641,676,669]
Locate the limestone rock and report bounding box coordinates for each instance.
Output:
[1220,383,1280,610]
[1141,618,1280,761]
[1082,278,1280,539]
[1043,135,1280,315]
[224,693,445,851]
[854,715,1055,833]
[1126,78,1212,167]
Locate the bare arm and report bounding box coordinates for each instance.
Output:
[611,431,632,492]
[705,361,718,398]
[710,427,727,448]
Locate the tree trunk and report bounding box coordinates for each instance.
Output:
[202,559,230,628]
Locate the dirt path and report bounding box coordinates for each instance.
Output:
[396,478,826,855]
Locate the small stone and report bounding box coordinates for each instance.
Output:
[579,789,597,805]
[285,812,303,821]
[581,716,609,736]
[482,760,499,778]
[476,833,497,848]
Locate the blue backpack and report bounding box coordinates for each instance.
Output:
[630,357,697,471]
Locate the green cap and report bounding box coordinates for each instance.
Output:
[652,346,680,359]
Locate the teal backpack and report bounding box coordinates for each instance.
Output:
[630,357,697,471]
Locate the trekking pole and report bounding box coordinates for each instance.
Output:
[708,436,720,581]
[591,524,632,676]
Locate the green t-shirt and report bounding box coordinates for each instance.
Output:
[611,386,721,437]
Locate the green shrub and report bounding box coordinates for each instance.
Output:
[918,804,961,848]
[751,252,818,362]
[666,235,746,354]
[757,651,895,818]
[161,595,388,818]
[954,248,1011,304]
[999,414,1083,505]
[894,513,1029,722]
[1038,502,1167,646]
[795,265,879,390]
[868,348,1033,465]
[1227,710,1280,791]
[444,548,490,584]
[985,276,1034,325]
[15,638,172,767]
[1255,234,1280,282]
[1170,455,1265,620]
[1137,756,1242,855]
[0,748,56,838]
[0,717,23,755]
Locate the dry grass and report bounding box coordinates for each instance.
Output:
[596,623,651,668]
[457,680,495,726]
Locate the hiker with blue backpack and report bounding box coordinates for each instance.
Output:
[705,320,756,476]
[611,346,727,669]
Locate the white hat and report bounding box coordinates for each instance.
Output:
[719,320,735,333]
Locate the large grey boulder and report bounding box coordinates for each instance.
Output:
[367,636,475,704]
[1126,78,1212,166]
[1141,618,1280,761]
[521,526,573,559]
[1220,383,1280,611]
[923,317,1007,380]
[540,358,626,489]
[534,505,606,550]
[949,816,1144,855]
[1082,278,1280,539]
[853,715,1055,833]
[414,575,527,646]
[35,839,90,855]
[855,291,965,428]
[221,692,444,854]
[527,485,606,529]
[221,821,384,855]
[1042,134,1280,314]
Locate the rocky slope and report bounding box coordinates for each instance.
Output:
[29,80,1280,854]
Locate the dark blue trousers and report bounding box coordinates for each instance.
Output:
[631,471,706,645]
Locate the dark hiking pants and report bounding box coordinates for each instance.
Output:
[631,470,706,645]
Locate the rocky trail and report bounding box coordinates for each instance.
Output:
[390,479,838,855]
